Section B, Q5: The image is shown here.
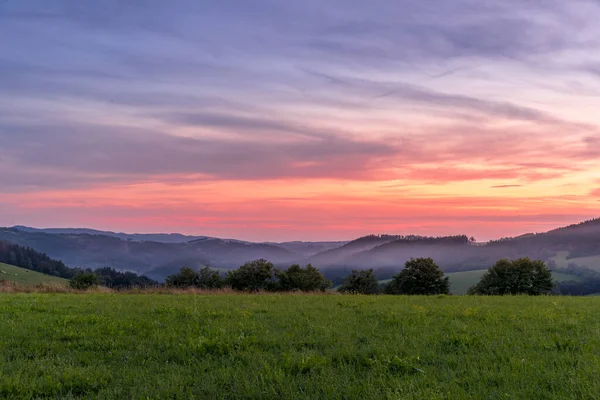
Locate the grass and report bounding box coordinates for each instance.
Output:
[1,294,599,399]
[446,270,486,294]
[0,262,68,286]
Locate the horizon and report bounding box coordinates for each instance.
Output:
[2,1,600,241]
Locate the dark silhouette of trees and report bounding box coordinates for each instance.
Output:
[0,240,158,287]
[0,241,75,278]
[338,269,379,294]
[552,264,600,295]
[165,266,224,289]
[275,264,331,292]
[468,258,554,295]
[69,272,99,290]
[165,267,201,288]
[196,266,224,289]
[226,259,276,291]
[94,267,158,288]
[385,257,449,295]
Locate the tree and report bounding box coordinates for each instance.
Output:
[226,259,276,291]
[553,264,600,296]
[385,258,449,295]
[275,264,332,292]
[94,267,158,289]
[338,269,379,294]
[197,266,224,289]
[468,258,554,295]
[165,266,223,289]
[69,272,99,290]
[165,267,198,288]
[0,241,75,279]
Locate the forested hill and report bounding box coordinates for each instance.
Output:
[0,241,74,278]
[0,241,157,288]
[2,218,600,281]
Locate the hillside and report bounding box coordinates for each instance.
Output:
[3,217,600,281]
[12,226,211,244]
[0,228,297,280]
[309,235,402,266]
[0,262,68,285]
[316,219,600,277]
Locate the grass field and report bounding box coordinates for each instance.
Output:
[0,262,68,286]
[1,294,599,399]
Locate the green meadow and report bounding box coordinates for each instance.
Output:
[0,262,68,286]
[1,294,599,399]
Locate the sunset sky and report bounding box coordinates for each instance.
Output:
[1,0,600,241]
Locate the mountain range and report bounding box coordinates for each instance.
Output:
[2,219,600,282]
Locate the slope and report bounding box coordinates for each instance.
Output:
[0,228,297,280]
[0,262,68,285]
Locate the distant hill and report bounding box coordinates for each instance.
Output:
[311,219,600,283]
[3,217,600,281]
[0,228,297,280]
[0,262,68,286]
[267,241,348,257]
[309,235,402,266]
[12,226,212,244]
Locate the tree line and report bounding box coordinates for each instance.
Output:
[0,241,75,278]
[165,260,332,292]
[165,256,557,295]
[1,239,584,295]
[547,261,600,295]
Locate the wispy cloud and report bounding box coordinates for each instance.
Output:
[1,0,599,238]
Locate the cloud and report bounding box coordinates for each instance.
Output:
[0,118,401,190]
[1,0,600,239]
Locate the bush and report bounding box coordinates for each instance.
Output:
[165,266,223,289]
[338,269,379,294]
[165,267,199,288]
[468,258,554,295]
[385,258,449,295]
[69,272,99,290]
[275,264,332,292]
[197,266,224,289]
[95,267,158,289]
[226,259,276,291]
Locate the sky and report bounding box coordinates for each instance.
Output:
[1,0,600,242]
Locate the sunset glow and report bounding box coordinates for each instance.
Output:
[2,0,600,241]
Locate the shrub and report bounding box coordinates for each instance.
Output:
[338,269,379,294]
[197,266,224,289]
[165,267,199,288]
[165,266,224,289]
[69,272,99,290]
